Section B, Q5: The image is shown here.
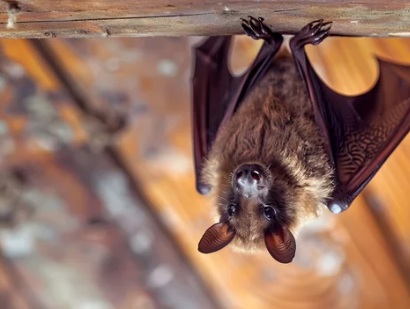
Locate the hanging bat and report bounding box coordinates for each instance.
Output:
[192,17,410,263]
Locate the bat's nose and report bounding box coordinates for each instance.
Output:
[235,164,264,197]
[236,167,260,184]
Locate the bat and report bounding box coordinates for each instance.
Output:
[192,17,410,263]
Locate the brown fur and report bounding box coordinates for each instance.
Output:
[202,54,334,252]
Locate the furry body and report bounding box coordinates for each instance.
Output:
[203,55,334,252]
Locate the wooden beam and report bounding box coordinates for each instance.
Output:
[0,1,410,38]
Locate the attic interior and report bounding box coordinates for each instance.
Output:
[0,1,409,309]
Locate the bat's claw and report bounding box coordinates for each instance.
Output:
[241,16,277,41]
[290,19,332,50]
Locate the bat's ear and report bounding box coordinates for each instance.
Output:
[264,228,296,263]
[198,222,235,254]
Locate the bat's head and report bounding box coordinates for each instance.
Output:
[198,162,318,263]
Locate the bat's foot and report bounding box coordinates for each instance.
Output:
[241,16,281,42]
[290,19,332,50]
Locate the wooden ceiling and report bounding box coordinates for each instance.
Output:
[0,34,408,308]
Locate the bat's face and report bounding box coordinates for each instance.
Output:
[199,162,299,263]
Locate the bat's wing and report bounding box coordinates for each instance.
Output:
[192,17,283,194]
[290,20,410,213]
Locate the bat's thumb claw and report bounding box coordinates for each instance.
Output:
[198,183,211,195]
[328,199,349,214]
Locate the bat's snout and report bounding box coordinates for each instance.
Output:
[234,164,267,198]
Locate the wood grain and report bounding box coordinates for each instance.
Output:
[0,1,409,38]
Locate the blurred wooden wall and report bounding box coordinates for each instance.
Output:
[0,34,408,309]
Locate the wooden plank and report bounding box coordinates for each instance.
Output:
[0,163,161,309]
[0,39,219,308]
[0,1,410,38]
[0,153,186,309]
[42,36,410,308]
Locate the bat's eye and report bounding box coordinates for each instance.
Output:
[228,204,237,217]
[263,206,276,221]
